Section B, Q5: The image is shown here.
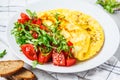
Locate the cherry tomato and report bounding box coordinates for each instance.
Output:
[32,31,38,39]
[18,18,26,24]
[36,19,41,25]
[32,18,41,25]
[18,13,30,24]
[21,44,37,60]
[66,58,76,66]
[67,41,73,46]
[40,25,47,30]
[38,52,52,64]
[52,51,65,66]
[32,18,37,24]
[20,13,30,21]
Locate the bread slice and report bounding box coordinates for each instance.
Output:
[7,67,37,80]
[0,60,24,77]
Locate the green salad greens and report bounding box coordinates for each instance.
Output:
[11,9,76,67]
[11,9,70,54]
[96,0,120,13]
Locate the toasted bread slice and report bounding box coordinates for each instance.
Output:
[8,67,37,80]
[0,60,24,77]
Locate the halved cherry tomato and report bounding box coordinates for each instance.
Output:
[67,41,73,46]
[32,18,37,24]
[36,19,41,25]
[40,25,47,30]
[20,13,30,21]
[21,44,37,60]
[52,51,65,66]
[18,18,26,24]
[32,31,38,39]
[66,58,76,66]
[32,18,41,25]
[38,52,52,64]
[18,13,30,24]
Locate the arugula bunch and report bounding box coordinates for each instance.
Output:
[96,0,120,13]
[11,9,70,54]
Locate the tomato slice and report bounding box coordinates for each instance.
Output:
[36,19,41,25]
[67,41,73,46]
[32,31,38,39]
[66,58,76,66]
[62,51,69,58]
[18,13,30,24]
[38,52,52,64]
[21,44,37,60]
[52,51,65,66]
[18,19,26,24]
[32,18,37,24]
[20,13,30,21]
[40,25,47,30]
[32,18,41,26]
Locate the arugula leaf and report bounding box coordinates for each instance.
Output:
[54,13,61,27]
[32,60,38,68]
[12,23,30,45]
[26,9,37,18]
[0,49,7,58]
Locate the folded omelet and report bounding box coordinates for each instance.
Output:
[37,9,104,61]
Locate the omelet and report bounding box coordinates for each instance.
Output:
[37,9,104,61]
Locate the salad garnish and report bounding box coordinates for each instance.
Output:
[0,49,7,58]
[11,9,76,67]
[96,0,120,13]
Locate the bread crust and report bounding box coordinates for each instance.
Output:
[0,60,24,77]
[11,67,37,80]
[1,60,37,80]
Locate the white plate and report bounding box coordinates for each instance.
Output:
[7,0,120,73]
